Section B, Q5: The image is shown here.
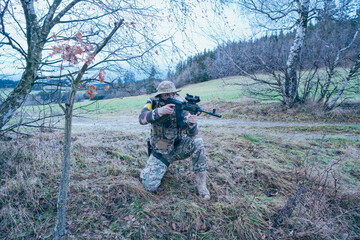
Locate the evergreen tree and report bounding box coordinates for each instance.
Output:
[146,66,157,94]
[123,71,135,84]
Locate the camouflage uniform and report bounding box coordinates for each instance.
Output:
[139,87,208,192]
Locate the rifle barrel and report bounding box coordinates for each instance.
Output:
[200,109,222,118]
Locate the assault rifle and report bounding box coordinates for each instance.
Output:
[164,93,221,129]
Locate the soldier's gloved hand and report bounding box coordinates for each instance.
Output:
[187,114,198,125]
[157,104,175,117]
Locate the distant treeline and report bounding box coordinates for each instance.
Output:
[0,80,44,90]
[0,80,18,88]
[1,75,161,106]
[0,79,111,91]
[169,19,359,87]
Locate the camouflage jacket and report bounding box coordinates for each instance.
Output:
[139,94,198,154]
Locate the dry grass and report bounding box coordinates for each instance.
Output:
[203,99,360,123]
[1,102,359,239]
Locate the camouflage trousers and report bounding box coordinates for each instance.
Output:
[140,137,207,192]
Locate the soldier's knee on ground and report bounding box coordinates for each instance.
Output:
[140,167,164,192]
[194,138,204,148]
[140,154,168,193]
[141,177,160,192]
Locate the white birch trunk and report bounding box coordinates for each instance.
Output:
[284,0,310,107]
[319,30,358,103]
[327,54,360,110]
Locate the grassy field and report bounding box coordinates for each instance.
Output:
[74,74,359,123]
[0,88,42,96]
[1,119,359,239]
[4,70,358,121]
[74,76,245,115]
[1,76,359,239]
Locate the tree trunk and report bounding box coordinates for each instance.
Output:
[0,0,44,130]
[0,0,79,131]
[54,97,75,240]
[0,49,42,129]
[53,20,124,239]
[327,54,360,110]
[284,0,310,107]
[319,30,359,104]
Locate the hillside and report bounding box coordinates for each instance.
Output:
[1,78,359,239]
[170,19,360,87]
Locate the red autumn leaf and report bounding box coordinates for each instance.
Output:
[46,76,51,80]
[84,45,92,52]
[98,68,105,83]
[104,85,110,91]
[75,33,83,41]
[75,47,83,55]
[99,73,104,83]
[85,53,95,66]
[85,89,97,99]
[89,84,96,90]
[51,32,57,40]
[85,84,98,99]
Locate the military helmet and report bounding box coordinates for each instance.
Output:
[155,81,181,96]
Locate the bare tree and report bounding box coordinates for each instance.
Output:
[212,0,359,109]
[327,52,360,110]
[215,0,312,107]
[0,0,84,129]
[0,0,187,131]
[53,21,123,239]
[284,0,310,107]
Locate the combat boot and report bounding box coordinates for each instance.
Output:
[195,171,210,200]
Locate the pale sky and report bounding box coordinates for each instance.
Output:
[150,3,252,77]
[0,1,252,81]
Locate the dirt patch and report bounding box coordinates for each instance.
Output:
[71,114,360,140]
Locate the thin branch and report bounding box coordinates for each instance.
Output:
[0,112,64,134]
[0,0,27,57]
[59,8,121,24]
[72,19,124,86]
[41,0,62,37]
[50,0,83,29]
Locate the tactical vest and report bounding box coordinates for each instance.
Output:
[150,95,184,155]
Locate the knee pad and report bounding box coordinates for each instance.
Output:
[142,180,159,192]
[194,138,204,148]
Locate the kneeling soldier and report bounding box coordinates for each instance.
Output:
[139,81,210,200]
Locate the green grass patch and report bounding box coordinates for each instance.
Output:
[312,137,359,147]
[74,76,248,115]
[180,76,246,101]
[241,133,262,142]
[261,125,360,135]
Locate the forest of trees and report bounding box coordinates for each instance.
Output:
[170,19,359,87]
[0,79,18,88]
[169,9,359,109]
